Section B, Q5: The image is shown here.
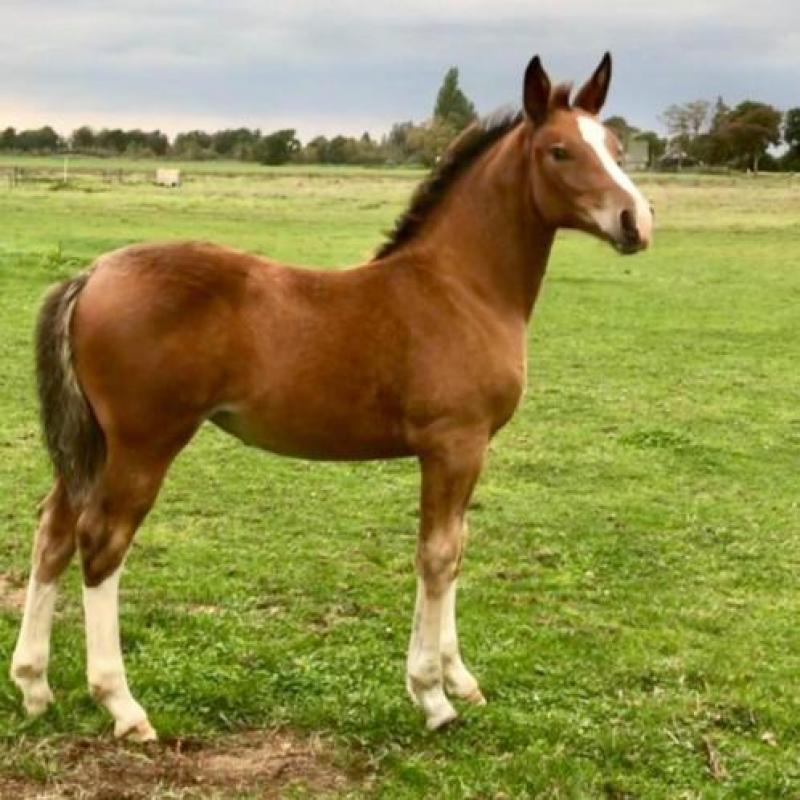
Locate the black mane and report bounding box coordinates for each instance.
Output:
[374,110,524,259]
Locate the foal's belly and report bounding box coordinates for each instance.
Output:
[209,404,414,461]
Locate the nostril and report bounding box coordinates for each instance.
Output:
[620,209,640,243]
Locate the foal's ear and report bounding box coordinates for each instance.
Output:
[523,55,551,124]
[574,52,612,115]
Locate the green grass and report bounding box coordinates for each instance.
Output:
[1,166,800,797]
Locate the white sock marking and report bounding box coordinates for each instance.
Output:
[83,564,153,738]
[406,577,457,729]
[11,577,57,714]
[440,579,481,699]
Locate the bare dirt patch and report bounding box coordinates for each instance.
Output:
[0,571,27,611]
[0,729,364,799]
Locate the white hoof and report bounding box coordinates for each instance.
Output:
[23,683,54,717]
[446,679,487,705]
[11,664,54,717]
[426,703,459,731]
[114,717,157,742]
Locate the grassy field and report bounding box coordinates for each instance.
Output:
[1,162,799,798]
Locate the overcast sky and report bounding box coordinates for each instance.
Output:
[2,0,798,141]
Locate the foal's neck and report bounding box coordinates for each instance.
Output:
[418,124,554,322]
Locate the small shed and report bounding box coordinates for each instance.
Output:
[156,169,181,188]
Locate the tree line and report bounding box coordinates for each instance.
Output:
[606,97,797,172]
[2,69,797,172]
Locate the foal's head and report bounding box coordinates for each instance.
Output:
[523,54,653,254]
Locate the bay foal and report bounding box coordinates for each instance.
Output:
[11,54,652,737]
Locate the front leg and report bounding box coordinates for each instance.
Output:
[406,435,486,729]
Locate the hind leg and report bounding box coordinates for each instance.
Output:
[77,436,184,741]
[11,480,77,716]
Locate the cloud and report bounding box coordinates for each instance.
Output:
[1,1,798,139]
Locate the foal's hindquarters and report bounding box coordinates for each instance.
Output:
[11,243,499,735]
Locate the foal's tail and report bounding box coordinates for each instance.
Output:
[36,272,105,503]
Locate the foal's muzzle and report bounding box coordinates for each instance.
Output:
[614,208,650,255]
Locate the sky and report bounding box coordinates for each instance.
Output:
[2,0,798,142]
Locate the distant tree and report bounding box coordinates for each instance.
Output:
[683,100,710,137]
[433,67,477,132]
[146,130,169,156]
[301,135,330,163]
[784,108,800,151]
[660,104,693,168]
[603,115,639,149]
[385,121,415,163]
[172,130,214,159]
[405,119,459,166]
[722,101,782,172]
[355,131,383,164]
[660,100,710,168]
[211,128,261,159]
[15,126,62,152]
[256,129,300,165]
[0,126,16,149]
[70,126,95,151]
[325,135,359,164]
[710,96,731,133]
[95,128,128,154]
[782,108,800,170]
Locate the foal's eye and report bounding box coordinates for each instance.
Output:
[551,145,570,162]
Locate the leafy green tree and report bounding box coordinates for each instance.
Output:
[433,67,477,132]
[70,126,95,151]
[211,128,261,159]
[146,130,169,156]
[784,108,800,151]
[782,108,800,170]
[603,116,639,149]
[95,128,128,154]
[172,130,214,159]
[325,135,359,164]
[256,129,300,165]
[710,96,730,133]
[0,127,16,149]
[405,119,459,166]
[301,135,329,163]
[722,101,782,172]
[15,126,62,152]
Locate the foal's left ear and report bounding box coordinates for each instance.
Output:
[574,52,612,115]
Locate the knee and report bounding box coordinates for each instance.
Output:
[417,536,460,587]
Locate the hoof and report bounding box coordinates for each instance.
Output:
[426,705,459,731]
[115,718,157,742]
[23,685,54,718]
[11,666,54,718]
[462,687,487,706]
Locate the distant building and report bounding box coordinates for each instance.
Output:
[624,137,650,171]
[156,169,181,187]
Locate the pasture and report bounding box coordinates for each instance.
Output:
[0,160,799,798]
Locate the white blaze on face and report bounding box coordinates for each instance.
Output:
[577,115,653,246]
